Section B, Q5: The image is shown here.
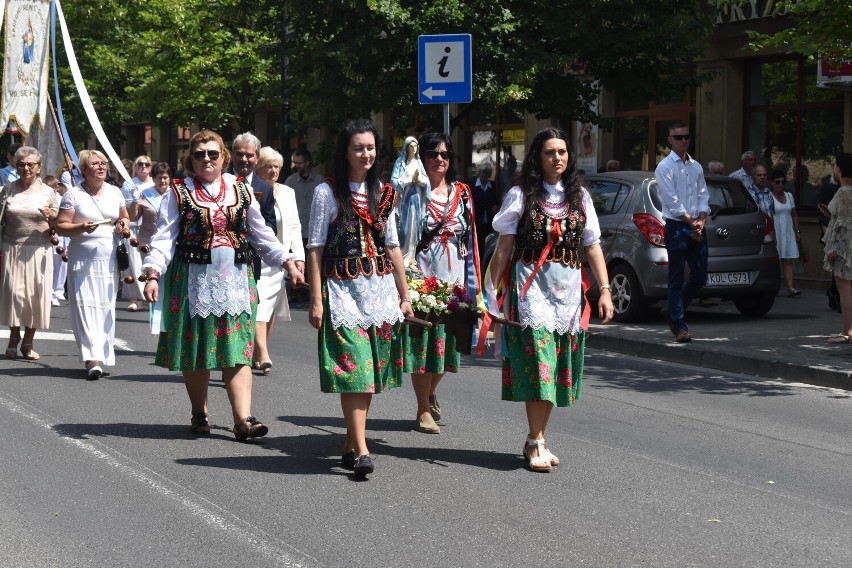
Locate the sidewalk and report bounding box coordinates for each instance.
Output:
[586,289,852,390]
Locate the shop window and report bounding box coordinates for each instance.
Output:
[466,104,524,194]
[745,58,844,207]
[613,117,648,170]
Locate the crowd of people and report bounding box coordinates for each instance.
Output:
[1,122,848,478]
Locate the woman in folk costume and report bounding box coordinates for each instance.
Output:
[142,130,304,440]
[306,119,414,478]
[398,132,480,434]
[488,127,613,472]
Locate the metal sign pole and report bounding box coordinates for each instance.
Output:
[443,105,450,136]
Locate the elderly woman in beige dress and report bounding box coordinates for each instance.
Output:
[251,146,305,373]
[823,152,852,344]
[0,147,58,359]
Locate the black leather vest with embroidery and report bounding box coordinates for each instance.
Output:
[513,188,586,267]
[172,179,253,265]
[322,182,396,279]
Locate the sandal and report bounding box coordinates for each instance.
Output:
[826,334,852,344]
[523,438,553,473]
[20,345,40,360]
[257,361,272,376]
[127,303,138,312]
[190,412,210,434]
[232,415,268,441]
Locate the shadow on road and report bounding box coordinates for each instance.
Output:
[173,429,520,475]
[585,362,799,397]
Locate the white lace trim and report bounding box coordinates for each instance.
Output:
[188,248,251,318]
[327,272,403,329]
[515,261,583,335]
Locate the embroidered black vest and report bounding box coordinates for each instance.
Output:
[513,188,586,267]
[322,181,396,280]
[171,178,253,265]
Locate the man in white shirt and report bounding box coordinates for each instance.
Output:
[655,123,710,343]
[728,150,756,186]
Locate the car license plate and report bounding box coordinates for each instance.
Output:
[706,272,750,286]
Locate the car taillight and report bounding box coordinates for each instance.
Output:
[763,213,774,244]
[632,213,665,247]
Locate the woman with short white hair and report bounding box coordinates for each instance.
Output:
[252,146,305,373]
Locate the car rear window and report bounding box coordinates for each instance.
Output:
[706,180,758,215]
[588,180,630,215]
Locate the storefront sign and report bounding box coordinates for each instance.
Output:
[712,0,794,25]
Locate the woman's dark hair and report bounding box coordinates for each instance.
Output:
[331,118,381,217]
[770,169,786,183]
[417,132,457,183]
[521,127,579,203]
[151,161,172,178]
[835,152,852,179]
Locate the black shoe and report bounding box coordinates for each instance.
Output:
[353,454,374,476]
[340,451,356,470]
[191,412,210,434]
[232,416,268,441]
[675,329,692,343]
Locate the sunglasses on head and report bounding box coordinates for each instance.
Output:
[425,150,451,160]
[192,149,221,161]
[670,134,690,141]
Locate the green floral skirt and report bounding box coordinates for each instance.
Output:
[501,281,586,407]
[155,260,257,371]
[319,282,404,394]
[403,322,460,375]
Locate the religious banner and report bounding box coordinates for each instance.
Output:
[27,97,66,178]
[0,0,51,135]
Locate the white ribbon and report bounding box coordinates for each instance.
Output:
[53,0,130,183]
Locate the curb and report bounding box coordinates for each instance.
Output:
[588,332,852,391]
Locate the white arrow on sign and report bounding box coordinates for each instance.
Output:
[421,86,446,99]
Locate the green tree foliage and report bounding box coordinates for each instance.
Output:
[284,0,715,135]
[713,1,852,64]
[53,1,716,146]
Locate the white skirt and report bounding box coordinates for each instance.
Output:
[255,261,290,322]
[67,253,117,365]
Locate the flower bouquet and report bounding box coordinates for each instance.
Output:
[406,275,481,354]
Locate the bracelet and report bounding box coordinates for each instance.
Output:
[145,276,159,282]
[599,284,612,291]
[400,298,411,304]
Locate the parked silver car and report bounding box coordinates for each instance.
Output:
[582,172,780,321]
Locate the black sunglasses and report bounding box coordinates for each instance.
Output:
[773,179,785,185]
[192,149,221,161]
[670,134,690,141]
[425,150,451,160]
[136,162,151,167]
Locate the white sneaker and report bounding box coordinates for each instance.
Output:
[51,298,60,306]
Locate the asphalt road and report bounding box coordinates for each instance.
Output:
[1,303,850,568]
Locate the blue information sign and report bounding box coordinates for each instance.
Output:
[418,34,472,105]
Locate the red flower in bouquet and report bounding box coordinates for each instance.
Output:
[422,275,440,292]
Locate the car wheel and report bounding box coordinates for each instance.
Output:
[733,293,776,317]
[608,264,649,322]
